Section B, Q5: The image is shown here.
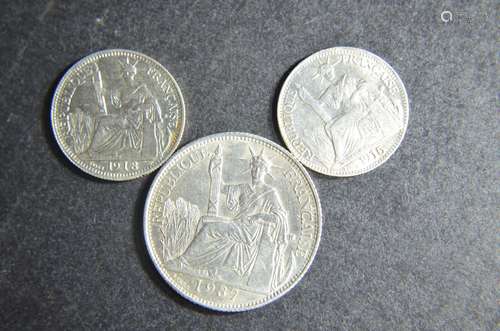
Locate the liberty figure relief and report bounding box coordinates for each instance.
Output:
[68,57,168,160]
[295,58,401,169]
[162,146,295,294]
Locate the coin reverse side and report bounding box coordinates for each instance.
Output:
[51,49,185,180]
[277,47,409,176]
[144,132,322,311]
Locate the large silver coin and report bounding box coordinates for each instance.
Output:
[277,47,409,176]
[144,132,322,311]
[51,49,185,180]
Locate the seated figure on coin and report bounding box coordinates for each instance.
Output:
[174,149,293,293]
[86,58,165,159]
[296,62,398,168]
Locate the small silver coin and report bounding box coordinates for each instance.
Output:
[277,47,409,176]
[144,132,322,311]
[51,49,185,180]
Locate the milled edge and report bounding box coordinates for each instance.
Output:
[143,132,322,312]
[50,49,186,181]
[277,46,409,177]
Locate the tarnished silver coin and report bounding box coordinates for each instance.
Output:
[144,132,322,311]
[277,47,409,176]
[51,49,185,180]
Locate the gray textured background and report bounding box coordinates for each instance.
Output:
[0,1,497,330]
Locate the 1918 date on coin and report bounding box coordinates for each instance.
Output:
[51,49,185,180]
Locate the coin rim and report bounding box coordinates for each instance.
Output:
[277,46,409,177]
[143,132,322,311]
[50,49,186,181]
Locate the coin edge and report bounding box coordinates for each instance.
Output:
[50,48,186,181]
[277,46,410,177]
[143,132,323,311]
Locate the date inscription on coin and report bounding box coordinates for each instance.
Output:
[51,49,185,180]
[278,47,409,176]
[144,133,322,311]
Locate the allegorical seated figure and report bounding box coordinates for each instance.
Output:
[297,62,395,167]
[87,57,164,159]
[174,149,292,293]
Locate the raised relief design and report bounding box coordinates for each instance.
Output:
[159,197,201,261]
[66,57,171,161]
[294,57,402,170]
[158,146,296,294]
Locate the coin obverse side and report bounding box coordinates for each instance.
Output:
[144,132,322,311]
[51,49,185,180]
[277,47,409,176]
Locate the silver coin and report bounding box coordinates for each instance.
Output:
[144,132,322,311]
[51,49,185,180]
[277,47,409,176]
